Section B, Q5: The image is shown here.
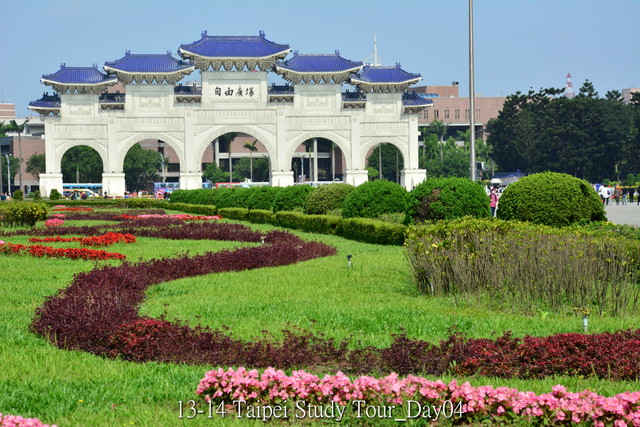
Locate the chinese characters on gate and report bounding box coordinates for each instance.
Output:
[214,86,256,98]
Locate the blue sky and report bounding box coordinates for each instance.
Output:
[1,0,638,117]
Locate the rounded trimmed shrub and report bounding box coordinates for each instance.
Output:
[304,183,355,215]
[405,177,490,223]
[13,189,23,201]
[496,172,605,226]
[246,186,283,211]
[342,180,407,219]
[273,185,315,212]
[49,189,62,200]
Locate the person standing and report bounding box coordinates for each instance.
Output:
[615,187,622,205]
[622,187,628,205]
[490,188,499,217]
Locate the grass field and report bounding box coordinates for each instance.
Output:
[1,211,640,426]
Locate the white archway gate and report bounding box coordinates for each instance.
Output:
[39,72,427,196]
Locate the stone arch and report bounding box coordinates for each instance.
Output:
[359,136,409,171]
[194,125,277,167]
[117,132,185,171]
[57,139,108,173]
[286,131,352,171]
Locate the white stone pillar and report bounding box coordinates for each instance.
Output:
[180,172,202,190]
[102,173,126,197]
[345,170,369,187]
[214,138,220,167]
[313,138,318,183]
[271,170,294,187]
[40,173,63,198]
[400,169,427,190]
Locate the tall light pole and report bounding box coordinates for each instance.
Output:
[5,154,11,195]
[469,0,477,181]
[159,152,166,182]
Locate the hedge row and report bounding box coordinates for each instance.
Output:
[218,206,405,245]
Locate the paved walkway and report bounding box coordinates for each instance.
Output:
[604,202,640,227]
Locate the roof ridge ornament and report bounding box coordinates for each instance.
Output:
[93,63,98,69]
[125,50,130,56]
[396,62,401,68]
[60,63,66,69]
[259,30,265,38]
[335,50,340,56]
[201,30,207,38]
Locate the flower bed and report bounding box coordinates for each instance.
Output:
[0,413,56,427]
[29,232,136,247]
[44,219,64,227]
[51,207,94,212]
[0,242,125,260]
[120,213,222,221]
[196,367,640,425]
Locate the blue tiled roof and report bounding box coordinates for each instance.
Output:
[179,31,290,58]
[402,93,433,106]
[42,64,118,85]
[104,52,194,73]
[352,64,421,84]
[28,93,61,108]
[276,51,362,73]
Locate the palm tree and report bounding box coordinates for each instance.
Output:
[429,119,448,162]
[9,119,29,192]
[243,140,258,182]
[303,140,315,182]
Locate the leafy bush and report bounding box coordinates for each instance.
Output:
[339,218,406,245]
[405,217,640,314]
[304,183,355,215]
[247,209,275,224]
[217,207,249,220]
[1,202,49,227]
[244,187,282,211]
[405,177,490,223]
[273,185,314,212]
[121,198,155,209]
[275,211,342,235]
[497,172,605,226]
[341,180,407,219]
[33,190,42,200]
[49,189,62,200]
[27,191,36,198]
[13,189,23,201]
[165,202,217,216]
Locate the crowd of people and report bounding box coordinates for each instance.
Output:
[597,185,640,205]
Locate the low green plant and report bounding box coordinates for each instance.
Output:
[246,186,282,211]
[497,172,605,226]
[405,177,490,223]
[33,190,42,200]
[12,189,24,201]
[406,217,640,315]
[1,202,48,227]
[121,198,155,209]
[339,217,406,245]
[342,180,407,219]
[247,209,275,224]
[273,185,314,212]
[217,207,249,220]
[275,211,342,234]
[27,191,35,198]
[304,183,355,215]
[49,188,62,200]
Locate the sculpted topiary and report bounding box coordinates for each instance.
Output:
[405,177,490,223]
[496,172,605,226]
[342,180,407,219]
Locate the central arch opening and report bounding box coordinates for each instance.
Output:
[204,132,271,186]
[291,138,345,184]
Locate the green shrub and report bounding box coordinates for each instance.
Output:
[121,198,155,209]
[12,190,23,201]
[275,211,342,234]
[217,207,249,220]
[168,189,215,205]
[247,209,275,224]
[405,177,490,223]
[273,185,314,212]
[497,172,605,226]
[304,183,355,215]
[627,173,636,187]
[405,217,640,314]
[49,189,62,200]
[33,190,42,200]
[167,202,217,216]
[246,187,282,211]
[1,202,48,227]
[27,192,35,199]
[339,218,407,245]
[342,180,407,219]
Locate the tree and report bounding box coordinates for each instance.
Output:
[427,119,448,161]
[203,162,229,184]
[233,157,269,182]
[606,90,623,102]
[366,143,404,182]
[243,140,258,181]
[61,146,103,183]
[123,143,162,191]
[26,153,45,182]
[218,132,238,181]
[8,118,29,192]
[577,80,598,99]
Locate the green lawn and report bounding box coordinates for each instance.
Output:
[1,215,639,426]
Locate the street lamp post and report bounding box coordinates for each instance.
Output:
[5,154,11,196]
[159,152,166,182]
[469,0,477,181]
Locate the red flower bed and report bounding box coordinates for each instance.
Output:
[1,242,125,260]
[29,232,136,247]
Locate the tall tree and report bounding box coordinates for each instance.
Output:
[8,118,29,192]
[203,162,228,184]
[61,146,103,183]
[366,143,404,182]
[427,119,448,161]
[243,140,258,182]
[577,80,598,99]
[26,153,45,182]
[123,143,162,191]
